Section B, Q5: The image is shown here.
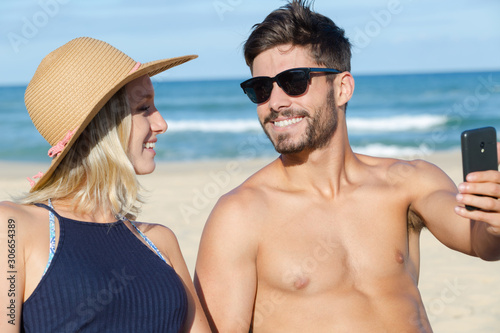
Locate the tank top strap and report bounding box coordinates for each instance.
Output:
[34,199,57,276]
[34,199,60,219]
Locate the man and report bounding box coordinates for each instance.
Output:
[194,1,500,332]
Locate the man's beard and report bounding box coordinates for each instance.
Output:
[261,87,338,155]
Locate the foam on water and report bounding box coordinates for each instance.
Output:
[167,119,261,133]
[1,71,499,162]
[347,114,448,132]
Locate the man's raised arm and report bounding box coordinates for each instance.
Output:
[455,142,500,260]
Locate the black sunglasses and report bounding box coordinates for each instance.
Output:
[240,67,341,104]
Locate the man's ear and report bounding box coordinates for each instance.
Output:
[336,72,355,107]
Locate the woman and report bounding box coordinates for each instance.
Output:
[0,37,210,332]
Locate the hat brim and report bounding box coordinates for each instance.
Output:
[30,54,197,192]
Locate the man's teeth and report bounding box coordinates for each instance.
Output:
[143,142,155,149]
[274,117,303,128]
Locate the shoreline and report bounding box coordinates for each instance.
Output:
[1,151,499,331]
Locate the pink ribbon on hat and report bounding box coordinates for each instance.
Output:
[27,171,44,188]
[129,62,141,74]
[48,130,75,158]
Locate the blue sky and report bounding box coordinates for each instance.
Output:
[0,0,499,86]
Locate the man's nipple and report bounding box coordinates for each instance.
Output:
[294,276,310,290]
[395,251,405,264]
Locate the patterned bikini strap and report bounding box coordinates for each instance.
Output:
[43,199,57,276]
[119,216,167,264]
[42,208,168,273]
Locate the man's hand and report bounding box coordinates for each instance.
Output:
[455,142,500,236]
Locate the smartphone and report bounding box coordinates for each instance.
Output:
[461,126,498,211]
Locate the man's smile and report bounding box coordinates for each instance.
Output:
[273,116,305,128]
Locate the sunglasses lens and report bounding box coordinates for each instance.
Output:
[242,78,273,104]
[240,69,311,103]
[278,69,309,96]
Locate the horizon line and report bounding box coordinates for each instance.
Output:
[1,68,499,88]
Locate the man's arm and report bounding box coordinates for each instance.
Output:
[454,142,500,260]
[409,144,500,260]
[195,191,260,332]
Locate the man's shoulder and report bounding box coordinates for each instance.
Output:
[206,162,279,232]
[353,154,454,196]
[223,159,279,201]
[216,178,269,218]
[362,154,446,184]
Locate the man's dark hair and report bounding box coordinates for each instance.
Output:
[243,0,351,72]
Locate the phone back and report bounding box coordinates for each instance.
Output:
[461,126,498,180]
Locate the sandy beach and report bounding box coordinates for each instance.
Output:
[1,151,499,332]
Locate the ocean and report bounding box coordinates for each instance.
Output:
[1,71,499,163]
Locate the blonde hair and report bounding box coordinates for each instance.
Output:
[19,87,142,220]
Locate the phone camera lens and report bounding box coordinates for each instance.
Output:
[480,142,485,148]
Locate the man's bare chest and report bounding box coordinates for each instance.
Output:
[255,192,417,294]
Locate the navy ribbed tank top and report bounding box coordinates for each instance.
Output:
[22,204,187,332]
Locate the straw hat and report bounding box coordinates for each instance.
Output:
[25,37,197,191]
